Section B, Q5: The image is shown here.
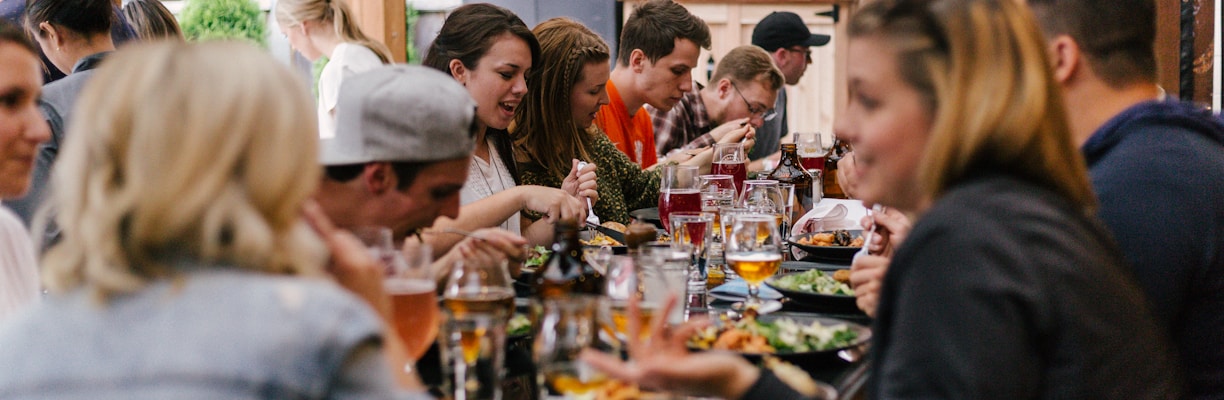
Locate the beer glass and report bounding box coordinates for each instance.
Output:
[440,259,515,400]
[385,242,439,361]
[536,295,607,397]
[711,143,747,196]
[725,214,782,311]
[658,164,700,232]
[795,132,826,171]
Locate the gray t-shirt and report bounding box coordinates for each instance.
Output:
[0,265,433,400]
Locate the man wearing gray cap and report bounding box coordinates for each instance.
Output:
[750,11,830,163]
[315,65,526,274]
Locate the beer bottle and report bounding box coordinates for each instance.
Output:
[533,219,605,299]
[766,143,815,213]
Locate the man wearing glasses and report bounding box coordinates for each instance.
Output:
[648,45,784,159]
[750,11,829,162]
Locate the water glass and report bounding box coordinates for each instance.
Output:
[668,211,713,287]
[639,242,691,324]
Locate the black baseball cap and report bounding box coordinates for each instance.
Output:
[752,11,830,51]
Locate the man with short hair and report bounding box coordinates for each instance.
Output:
[315,65,524,277]
[1028,1,1223,397]
[649,45,784,159]
[595,0,711,168]
[750,11,829,162]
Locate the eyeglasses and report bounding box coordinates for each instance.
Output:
[730,81,777,121]
[787,46,813,63]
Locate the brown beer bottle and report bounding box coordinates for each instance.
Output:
[766,143,815,213]
[533,219,605,299]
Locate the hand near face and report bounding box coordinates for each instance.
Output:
[838,151,862,199]
[708,118,751,143]
[438,228,528,279]
[301,200,391,318]
[562,159,600,203]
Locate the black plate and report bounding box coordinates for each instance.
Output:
[629,207,662,229]
[578,230,628,252]
[789,230,864,263]
[765,270,857,311]
[693,313,871,367]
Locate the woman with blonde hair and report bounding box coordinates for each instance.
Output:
[583,0,1180,398]
[275,0,391,139]
[121,0,183,41]
[0,41,429,398]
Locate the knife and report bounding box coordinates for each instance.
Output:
[585,221,626,245]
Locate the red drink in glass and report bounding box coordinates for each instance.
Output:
[800,155,826,171]
[711,162,747,196]
[658,189,702,229]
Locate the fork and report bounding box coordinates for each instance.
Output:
[576,161,600,226]
[855,204,886,260]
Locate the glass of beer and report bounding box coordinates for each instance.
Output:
[440,259,515,400]
[536,295,608,397]
[385,242,439,362]
[725,213,783,311]
[712,143,747,197]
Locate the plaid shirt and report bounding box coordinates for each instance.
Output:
[647,82,717,158]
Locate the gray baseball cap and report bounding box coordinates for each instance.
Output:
[321,65,477,165]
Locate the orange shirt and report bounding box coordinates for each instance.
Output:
[595,80,658,168]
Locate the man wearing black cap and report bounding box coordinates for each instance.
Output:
[750,11,830,162]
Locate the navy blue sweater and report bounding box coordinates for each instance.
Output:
[1082,100,1224,400]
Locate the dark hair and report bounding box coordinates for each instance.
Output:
[25,0,114,38]
[0,20,39,54]
[616,0,711,66]
[121,0,183,41]
[423,3,540,74]
[324,162,428,191]
[1027,0,1156,87]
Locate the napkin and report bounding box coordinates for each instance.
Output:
[709,280,784,302]
[792,199,868,237]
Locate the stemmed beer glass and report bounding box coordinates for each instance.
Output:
[724,213,783,311]
[440,259,515,400]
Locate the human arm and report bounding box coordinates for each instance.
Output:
[426,185,585,252]
[426,228,528,283]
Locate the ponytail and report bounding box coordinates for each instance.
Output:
[328,0,392,63]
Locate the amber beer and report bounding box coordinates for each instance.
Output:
[386,278,440,360]
[726,253,782,284]
[442,287,515,319]
[545,371,610,395]
[609,302,657,339]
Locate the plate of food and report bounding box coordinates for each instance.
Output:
[789,229,864,263]
[764,269,857,310]
[688,313,870,365]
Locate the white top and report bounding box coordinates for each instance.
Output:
[0,205,39,322]
[317,43,384,139]
[460,139,521,235]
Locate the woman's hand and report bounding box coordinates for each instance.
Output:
[849,206,911,317]
[562,159,600,203]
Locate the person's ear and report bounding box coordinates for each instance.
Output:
[38,22,62,48]
[1048,35,1080,84]
[449,59,468,85]
[716,78,733,100]
[363,163,395,195]
[629,49,647,73]
[772,47,790,66]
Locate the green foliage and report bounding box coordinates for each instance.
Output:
[179,0,268,47]
[405,3,419,64]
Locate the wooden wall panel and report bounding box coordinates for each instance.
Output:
[349,0,407,62]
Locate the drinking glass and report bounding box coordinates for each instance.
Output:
[699,174,736,240]
[740,180,782,214]
[385,242,440,362]
[795,132,826,172]
[536,295,607,397]
[775,183,796,238]
[658,164,701,232]
[668,211,713,287]
[639,242,691,324]
[352,225,396,275]
[602,256,646,344]
[440,259,515,400]
[711,143,747,197]
[725,213,783,311]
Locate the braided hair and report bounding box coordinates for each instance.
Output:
[512,18,610,181]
